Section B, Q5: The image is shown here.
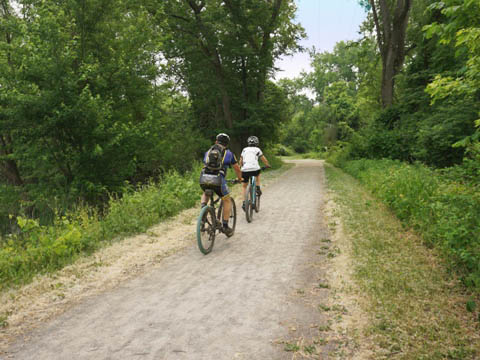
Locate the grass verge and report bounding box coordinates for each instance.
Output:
[325,163,480,359]
[0,155,288,292]
[339,159,480,291]
[0,163,204,291]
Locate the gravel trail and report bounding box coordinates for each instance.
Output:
[6,160,343,360]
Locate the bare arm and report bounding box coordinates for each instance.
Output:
[260,155,270,168]
[232,163,243,182]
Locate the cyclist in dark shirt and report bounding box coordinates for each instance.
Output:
[199,133,242,236]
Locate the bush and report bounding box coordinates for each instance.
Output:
[0,185,21,237]
[325,142,352,168]
[262,150,284,170]
[271,144,294,156]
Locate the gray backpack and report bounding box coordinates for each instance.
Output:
[205,144,226,173]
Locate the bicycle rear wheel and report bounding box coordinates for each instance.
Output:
[197,206,216,254]
[245,184,254,223]
[218,198,237,237]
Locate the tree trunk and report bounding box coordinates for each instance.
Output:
[370,0,412,108]
[381,46,396,107]
[0,3,24,186]
[0,135,24,186]
[241,56,248,121]
[213,61,233,130]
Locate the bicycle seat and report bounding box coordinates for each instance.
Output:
[204,189,214,197]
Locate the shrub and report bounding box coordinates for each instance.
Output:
[271,144,294,156]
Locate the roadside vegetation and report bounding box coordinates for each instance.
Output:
[0,153,282,291]
[325,163,480,359]
[0,1,298,290]
[338,159,480,291]
[275,0,480,296]
[0,163,203,290]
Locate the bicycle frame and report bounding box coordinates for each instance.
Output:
[197,180,238,254]
[249,175,257,208]
[205,189,221,209]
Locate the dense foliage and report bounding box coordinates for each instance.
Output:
[279,0,480,178]
[275,0,480,290]
[0,0,303,235]
[157,0,304,153]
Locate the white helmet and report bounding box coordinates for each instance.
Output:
[247,136,259,146]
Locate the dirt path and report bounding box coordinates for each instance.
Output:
[3,160,364,359]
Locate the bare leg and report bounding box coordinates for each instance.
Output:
[242,182,248,200]
[201,192,210,205]
[222,196,231,221]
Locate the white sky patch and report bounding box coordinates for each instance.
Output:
[274,0,367,80]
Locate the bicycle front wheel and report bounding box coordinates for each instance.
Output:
[218,198,237,237]
[245,184,254,223]
[197,206,216,254]
[255,191,261,213]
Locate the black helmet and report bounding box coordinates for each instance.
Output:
[247,136,259,146]
[216,133,230,146]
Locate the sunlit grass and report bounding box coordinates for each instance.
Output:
[325,163,480,359]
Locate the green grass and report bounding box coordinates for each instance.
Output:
[325,163,480,359]
[284,343,300,352]
[338,159,480,291]
[0,162,207,291]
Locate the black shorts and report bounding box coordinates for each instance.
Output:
[241,170,261,183]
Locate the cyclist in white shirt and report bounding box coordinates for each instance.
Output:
[239,136,271,211]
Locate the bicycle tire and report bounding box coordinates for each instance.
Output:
[218,198,237,237]
[245,183,254,223]
[197,206,216,254]
[255,190,261,213]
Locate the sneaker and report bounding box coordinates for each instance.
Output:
[242,201,246,212]
[223,225,234,237]
[256,186,262,196]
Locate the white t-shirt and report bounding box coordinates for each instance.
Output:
[241,146,263,172]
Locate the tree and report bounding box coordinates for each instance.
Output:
[0,0,205,210]
[424,0,480,173]
[0,0,24,186]
[307,41,361,103]
[157,0,304,153]
[365,0,413,108]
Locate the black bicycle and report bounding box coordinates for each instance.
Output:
[245,166,268,223]
[197,180,238,254]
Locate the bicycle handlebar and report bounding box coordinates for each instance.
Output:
[228,167,270,184]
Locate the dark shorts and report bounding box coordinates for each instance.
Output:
[241,170,261,183]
